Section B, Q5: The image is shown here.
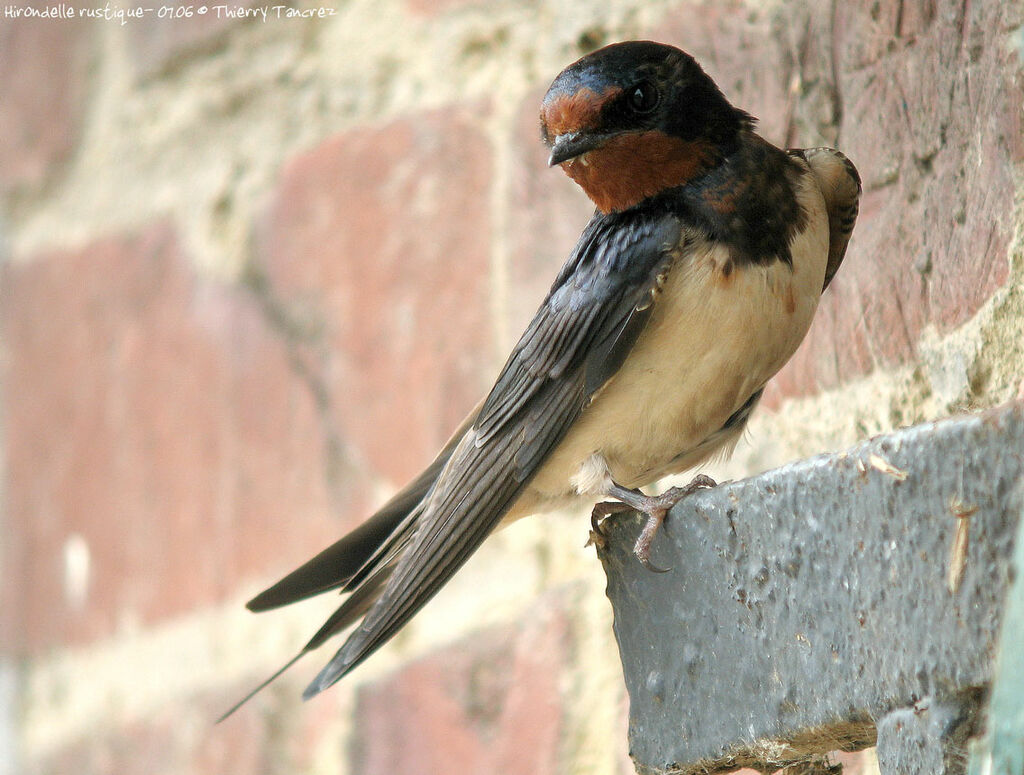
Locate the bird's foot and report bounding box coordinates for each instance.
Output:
[606,475,718,573]
[586,500,634,549]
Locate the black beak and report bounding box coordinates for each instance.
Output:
[548,131,606,167]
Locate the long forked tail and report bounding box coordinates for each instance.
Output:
[218,407,480,721]
[216,558,399,722]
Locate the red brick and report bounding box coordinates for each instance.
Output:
[897,0,939,39]
[773,0,1021,399]
[27,677,339,775]
[505,86,596,339]
[260,109,494,486]
[0,9,91,194]
[0,224,357,653]
[659,2,794,147]
[351,595,571,775]
[837,0,907,70]
[658,0,1022,401]
[509,2,1020,408]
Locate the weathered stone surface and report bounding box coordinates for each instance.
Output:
[876,695,982,775]
[598,402,1024,774]
[260,109,495,485]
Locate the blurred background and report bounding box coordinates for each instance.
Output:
[1,0,1022,773]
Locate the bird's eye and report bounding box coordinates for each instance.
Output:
[627,81,659,114]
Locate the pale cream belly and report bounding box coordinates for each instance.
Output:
[503,174,830,523]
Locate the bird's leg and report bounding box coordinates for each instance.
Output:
[600,474,718,572]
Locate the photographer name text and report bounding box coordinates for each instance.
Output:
[4,3,336,24]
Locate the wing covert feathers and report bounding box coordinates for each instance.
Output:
[795,147,861,291]
[302,211,684,695]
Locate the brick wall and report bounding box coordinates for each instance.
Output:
[1,1,1021,774]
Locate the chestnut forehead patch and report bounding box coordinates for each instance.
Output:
[541,85,623,139]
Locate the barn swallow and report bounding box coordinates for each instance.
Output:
[220,40,860,717]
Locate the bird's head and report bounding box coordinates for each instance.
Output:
[540,41,753,214]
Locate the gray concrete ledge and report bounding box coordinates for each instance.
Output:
[598,401,1024,775]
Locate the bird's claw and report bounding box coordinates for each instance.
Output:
[613,474,719,573]
[632,506,672,573]
[634,539,672,573]
[586,500,632,549]
[588,475,719,568]
[661,474,718,502]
